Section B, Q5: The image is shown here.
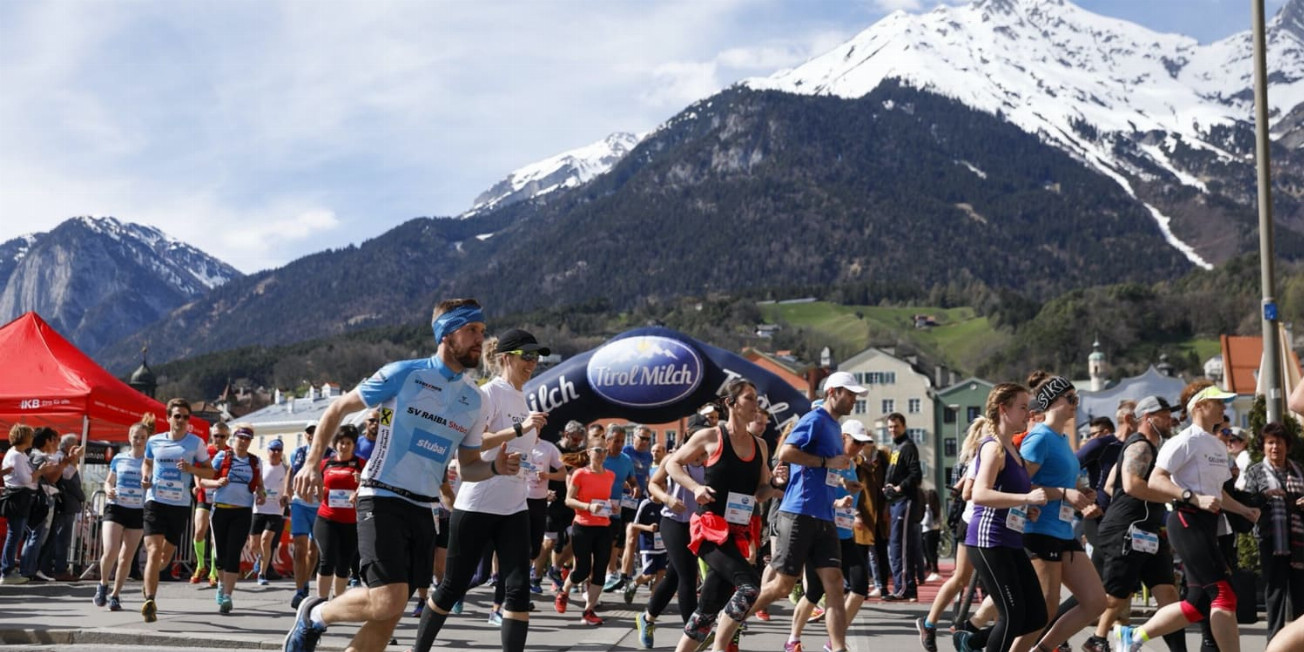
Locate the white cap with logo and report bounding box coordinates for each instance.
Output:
[823,371,868,395]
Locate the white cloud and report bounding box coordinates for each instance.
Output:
[873,0,924,11]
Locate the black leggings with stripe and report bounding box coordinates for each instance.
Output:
[968,544,1047,652]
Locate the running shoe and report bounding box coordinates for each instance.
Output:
[530,578,543,594]
[209,576,218,588]
[220,593,233,614]
[547,566,564,587]
[411,599,425,618]
[926,572,943,582]
[602,573,624,593]
[451,600,463,615]
[108,595,122,611]
[190,566,207,584]
[581,608,604,626]
[952,630,975,652]
[726,628,740,652]
[93,583,108,607]
[283,596,326,652]
[1112,625,1143,652]
[258,574,270,586]
[290,586,309,609]
[807,605,826,622]
[554,591,569,614]
[822,642,833,652]
[141,598,158,623]
[0,573,28,585]
[783,640,804,652]
[33,571,55,582]
[868,587,882,598]
[488,609,503,626]
[216,589,225,606]
[624,582,637,604]
[636,611,655,649]
[917,617,938,652]
[755,609,771,622]
[789,583,804,605]
[1082,637,1111,652]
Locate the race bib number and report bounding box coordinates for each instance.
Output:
[117,487,144,508]
[724,492,755,526]
[825,470,842,488]
[593,500,613,518]
[834,507,855,531]
[653,532,665,550]
[520,459,538,481]
[621,495,639,510]
[1128,526,1159,555]
[327,489,353,509]
[155,480,185,503]
[1059,503,1075,522]
[1006,506,1027,533]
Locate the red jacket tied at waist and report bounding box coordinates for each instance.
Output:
[688,511,751,559]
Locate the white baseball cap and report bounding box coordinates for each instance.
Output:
[824,371,868,395]
[841,420,873,443]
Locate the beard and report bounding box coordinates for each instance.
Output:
[452,344,482,369]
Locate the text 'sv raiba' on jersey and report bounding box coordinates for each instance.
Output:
[357,357,484,505]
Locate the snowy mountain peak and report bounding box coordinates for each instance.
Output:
[64,215,237,290]
[1274,0,1304,41]
[463,131,645,217]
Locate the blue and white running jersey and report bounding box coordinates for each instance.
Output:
[210,451,259,508]
[108,453,146,509]
[356,355,485,507]
[144,432,211,507]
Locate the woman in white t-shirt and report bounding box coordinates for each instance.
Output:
[1,424,38,583]
[94,420,150,609]
[1113,381,1261,652]
[413,329,550,652]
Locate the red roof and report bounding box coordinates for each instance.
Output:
[1220,333,1303,395]
[0,312,209,441]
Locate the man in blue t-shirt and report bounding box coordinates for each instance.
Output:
[751,371,867,652]
[284,299,519,652]
[615,425,656,590]
[600,425,638,592]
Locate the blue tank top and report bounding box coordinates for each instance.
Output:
[965,438,1032,549]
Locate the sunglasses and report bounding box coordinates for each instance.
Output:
[170,413,190,420]
[366,419,379,424]
[637,436,652,442]
[1061,393,1079,407]
[589,447,608,453]
[506,350,540,362]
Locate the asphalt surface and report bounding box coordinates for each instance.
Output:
[0,564,1274,651]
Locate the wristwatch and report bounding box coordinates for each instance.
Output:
[1181,489,1193,504]
[513,422,524,438]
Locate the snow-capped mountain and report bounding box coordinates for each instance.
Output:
[744,0,1304,269]
[463,132,645,217]
[0,216,241,356]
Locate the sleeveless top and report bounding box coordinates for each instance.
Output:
[965,437,1031,550]
[1099,433,1163,534]
[698,424,761,519]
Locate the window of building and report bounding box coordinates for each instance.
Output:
[943,405,956,424]
[944,438,957,457]
[908,428,926,445]
[945,467,955,486]
[881,399,895,414]
[908,398,921,413]
[854,400,866,414]
[967,406,981,423]
[864,371,897,385]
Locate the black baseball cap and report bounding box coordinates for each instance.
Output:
[495,328,551,356]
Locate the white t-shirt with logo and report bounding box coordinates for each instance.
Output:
[256,462,288,516]
[1155,424,1232,497]
[454,377,535,515]
[527,439,563,501]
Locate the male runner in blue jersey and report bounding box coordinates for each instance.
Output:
[283,298,520,652]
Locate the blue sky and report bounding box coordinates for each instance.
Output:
[0,0,1289,272]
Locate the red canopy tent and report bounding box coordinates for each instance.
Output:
[0,312,209,445]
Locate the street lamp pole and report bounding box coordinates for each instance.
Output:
[1253,0,1283,422]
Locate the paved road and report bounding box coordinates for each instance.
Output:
[0,571,1274,651]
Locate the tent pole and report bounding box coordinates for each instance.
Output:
[79,415,89,473]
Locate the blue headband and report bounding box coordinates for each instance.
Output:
[432,304,485,343]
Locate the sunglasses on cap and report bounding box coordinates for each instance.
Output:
[505,350,540,362]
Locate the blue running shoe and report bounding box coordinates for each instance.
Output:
[411,599,425,618]
[1113,624,1143,652]
[953,630,976,652]
[219,593,233,614]
[488,609,503,626]
[451,600,463,615]
[636,611,655,649]
[290,586,308,610]
[283,596,326,652]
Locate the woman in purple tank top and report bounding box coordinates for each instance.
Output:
[955,383,1048,652]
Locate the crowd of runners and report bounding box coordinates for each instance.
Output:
[8,296,1304,652]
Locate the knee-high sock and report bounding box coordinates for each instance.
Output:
[412,607,448,652]
[501,617,529,652]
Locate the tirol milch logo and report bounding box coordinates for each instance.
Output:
[586,336,703,408]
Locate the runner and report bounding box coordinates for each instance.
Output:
[666,378,783,652]
[283,298,508,652]
[555,430,617,626]
[749,372,864,652]
[191,421,229,586]
[1082,396,1183,652]
[249,438,288,586]
[1018,373,1105,652]
[286,424,328,609]
[1113,381,1261,652]
[202,424,266,614]
[953,383,1049,652]
[539,420,586,593]
[787,419,872,652]
[139,398,214,623]
[526,422,566,596]
[616,425,656,594]
[93,419,150,611]
[601,425,639,593]
[314,426,366,599]
[637,433,708,648]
